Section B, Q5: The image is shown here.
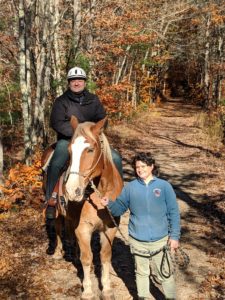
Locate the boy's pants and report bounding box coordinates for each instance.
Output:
[129,235,176,299]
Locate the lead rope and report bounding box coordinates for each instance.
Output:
[90,179,190,278]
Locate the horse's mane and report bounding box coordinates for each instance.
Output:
[73,121,113,164]
[100,133,113,164]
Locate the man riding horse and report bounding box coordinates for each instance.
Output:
[44,66,123,255]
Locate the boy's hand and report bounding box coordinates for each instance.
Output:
[101,197,109,207]
[168,239,179,253]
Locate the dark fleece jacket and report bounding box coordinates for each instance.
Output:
[50,88,106,140]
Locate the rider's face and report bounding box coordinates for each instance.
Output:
[69,79,86,93]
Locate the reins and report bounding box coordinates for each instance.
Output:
[90,179,190,277]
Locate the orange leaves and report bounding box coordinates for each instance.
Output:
[11,189,24,202]
[8,163,41,187]
[139,74,158,104]
[0,198,12,212]
[97,81,132,109]
[0,150,43,212]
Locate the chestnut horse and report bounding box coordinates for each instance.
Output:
[53,116,123,299]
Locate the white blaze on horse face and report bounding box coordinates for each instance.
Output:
[65,136,90,201]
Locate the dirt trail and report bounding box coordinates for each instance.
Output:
[1,99,225,300]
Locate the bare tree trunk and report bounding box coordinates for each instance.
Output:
[218,35,223,102]
[65,0,81,70]
[33,0,55,147]
[142,48,149,72]
[73,0,81,56]
[212,33,222,108]
[128,59,134,83]
[204,15,211,109]
[18,0,54,161]
[86,0,96,76]
[125,58,135,101]
[115,45,131,84]
[131,72,137,109]
[19,0,33,164]
[52,0,63,96]
[87,0,96,52]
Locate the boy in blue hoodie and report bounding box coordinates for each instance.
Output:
[101,152,180,300]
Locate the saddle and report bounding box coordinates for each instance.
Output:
[41,143,56,173]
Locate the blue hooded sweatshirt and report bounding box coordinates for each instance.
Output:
[107,177,180,242]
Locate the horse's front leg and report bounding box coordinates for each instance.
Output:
[100,227,117,300]
[76,224,94,300]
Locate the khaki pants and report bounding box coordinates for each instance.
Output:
[129,235,176,299]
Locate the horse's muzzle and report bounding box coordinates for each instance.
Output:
[75,187,82,197]
[65,187,85,202]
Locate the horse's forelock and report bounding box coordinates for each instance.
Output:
[72,122,96,143]
[71,122,112,163]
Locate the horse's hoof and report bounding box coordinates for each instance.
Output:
[81,294,96,300]
[63,254,75,262]
[101,290,115,300]
[52,252,63,260]
[46,246,56,255]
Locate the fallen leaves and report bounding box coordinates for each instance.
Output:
[0,151,43,212]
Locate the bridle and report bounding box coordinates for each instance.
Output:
[64,137,104,183]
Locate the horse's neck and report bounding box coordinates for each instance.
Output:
[97,160,123,200]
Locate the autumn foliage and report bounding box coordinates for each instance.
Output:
[0,151,43,212]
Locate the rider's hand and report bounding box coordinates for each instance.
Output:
[168,239,179,253]
[101,197,109,207]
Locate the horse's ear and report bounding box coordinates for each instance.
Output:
[70,115,79,129]
[92,117,107,135]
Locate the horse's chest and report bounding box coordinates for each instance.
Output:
[80,201,105,227]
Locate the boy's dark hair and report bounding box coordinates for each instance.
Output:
[132,152,160,176]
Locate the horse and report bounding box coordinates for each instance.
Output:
[43,116,123,300]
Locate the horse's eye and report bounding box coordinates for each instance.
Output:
[87,147,94,153]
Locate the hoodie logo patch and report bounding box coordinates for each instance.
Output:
[153,188,161,197]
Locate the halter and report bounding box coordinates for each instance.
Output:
[64,137,104,183]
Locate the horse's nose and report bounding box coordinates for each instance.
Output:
[75,187,82,197]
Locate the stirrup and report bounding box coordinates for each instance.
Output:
[42,198,59,219]
[47,197,57,207]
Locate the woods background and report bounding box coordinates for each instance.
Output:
[0,0,225,209]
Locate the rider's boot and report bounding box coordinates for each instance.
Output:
[45,218,57,255]
[45,191,57,218]
[45,192,58,255]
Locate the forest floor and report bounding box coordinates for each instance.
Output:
[0,98,225,300]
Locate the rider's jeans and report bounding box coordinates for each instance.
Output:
[46,139,70,201]
[129,235,176,299]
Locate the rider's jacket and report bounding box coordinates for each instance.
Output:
[50,88,106,140]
